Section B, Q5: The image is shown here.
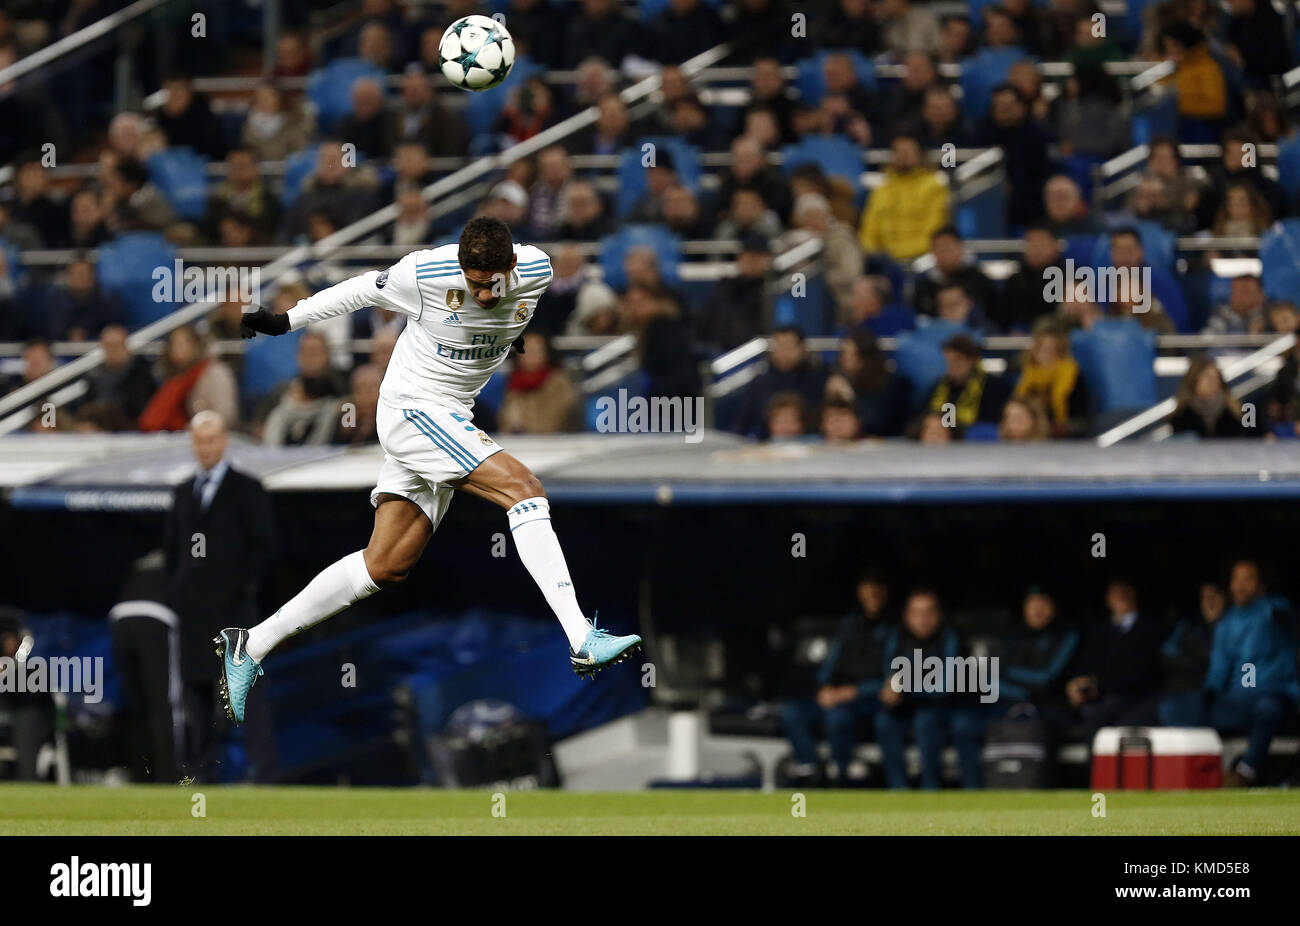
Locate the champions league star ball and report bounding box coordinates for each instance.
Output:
[438,15,516,91]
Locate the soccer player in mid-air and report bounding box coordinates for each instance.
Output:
[215,217,641,724]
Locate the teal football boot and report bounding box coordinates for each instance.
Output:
[214,628,263,724]
[569,616,642,679]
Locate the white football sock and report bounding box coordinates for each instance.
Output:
[507,496,592,650]
[245,550,380,663]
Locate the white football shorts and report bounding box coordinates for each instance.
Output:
[371,399,504,527]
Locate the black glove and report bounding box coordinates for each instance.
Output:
[240,307,291,338]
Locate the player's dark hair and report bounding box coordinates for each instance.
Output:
[459,216,515,271]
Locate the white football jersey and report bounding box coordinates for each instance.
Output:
[286,243,552,414]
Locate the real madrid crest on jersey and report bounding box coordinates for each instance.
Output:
[446,289,465,309]
[514,302,529,323]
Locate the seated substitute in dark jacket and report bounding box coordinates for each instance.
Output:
[1157,583,1225,726]
[999,587,1079,731]
[875,590,984,790]
[782,571,893,782]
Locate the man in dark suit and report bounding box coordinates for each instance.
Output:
[164,411,279,782]
[1066,578,1165,737]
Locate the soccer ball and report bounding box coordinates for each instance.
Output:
[438,15,515,92]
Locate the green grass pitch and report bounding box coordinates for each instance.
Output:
[3,785,1299,835]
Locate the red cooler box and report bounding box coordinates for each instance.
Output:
[1091,727,1223,790]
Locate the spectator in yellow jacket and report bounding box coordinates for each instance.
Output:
[1161,23,1227,123]
[858,133,950,263]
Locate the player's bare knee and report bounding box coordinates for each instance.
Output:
[364,549,412,586]
[507,473,546,505]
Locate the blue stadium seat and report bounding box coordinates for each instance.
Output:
[1058,154,1097,203]
[1259,219,1300,301]
[0,237,24,288]
[616,137,702,217]
[476,368,509,413]
[242,327,303,399]
[1063,234,1097,266]
[955,183,1006,238]
[1277,136,1300,198]
[307,58,387,132]
[964,422,1000,442]
[462,54,543,138]
[1131,94,1177,146]
[598,225,682,290]
[146,147,209,220]
[96,233,177,328]
[794,51,876,106]
[584,369,650,431]
[1069,319,1157,414]
[860,303,917,337]
[892,336,946,400]
[893,324,976,399]
[281,145,320,207]
[771,275,831,337]
[909,319,974,346]
[958,48,1025,121]
[1179,268,1217,333]
[1206,271,1233,310]
[780,136,864,194]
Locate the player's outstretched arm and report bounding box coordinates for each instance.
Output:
[243,254,423,339]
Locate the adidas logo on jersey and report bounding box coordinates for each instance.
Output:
[444,312,462,326]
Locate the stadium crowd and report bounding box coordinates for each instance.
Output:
[781,558,1300,788]
[1,0,1300,446]
[2,1,1300,790]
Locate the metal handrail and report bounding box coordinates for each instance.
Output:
[0,40,735,429]
[7,332,1284,362]
[1096,333,1298,447]
[0,0,172,88]
[14,233,1273,270]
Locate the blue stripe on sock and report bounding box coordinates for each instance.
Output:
[405,410,477,470]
